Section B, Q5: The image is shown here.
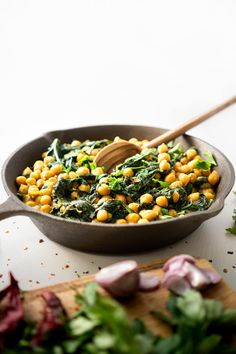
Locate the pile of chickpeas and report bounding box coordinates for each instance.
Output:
[16,137,220,224]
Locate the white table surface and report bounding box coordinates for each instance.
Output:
[0,0,236,291]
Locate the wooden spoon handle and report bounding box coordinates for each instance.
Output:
[145,95,236,148]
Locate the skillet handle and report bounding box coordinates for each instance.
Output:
[0,198,25,220]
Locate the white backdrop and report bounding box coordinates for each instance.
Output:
[0,1,236,290]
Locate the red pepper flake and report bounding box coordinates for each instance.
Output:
[223,268,228,273]
[39,239,44,244]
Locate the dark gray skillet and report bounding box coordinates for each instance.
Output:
[0,125,235,254]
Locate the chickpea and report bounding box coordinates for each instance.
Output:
[50,164,63,176]
[79,184,90,192]
[40,204,52,213]
[188,192,200,202]
[187,160,196,170]
[71,140,81,147]
[180,157,188,165]
[31,170,41,180]
[193,168,202,177]
[23,167,32,176]
[114,136,122,142]
[170,181,183,188]
[16,176,27,185]
[158,143,168,154]
[59,173,69,180]
[48,177,58,185]
[178,165,191,174]
[159,160,171,172]
[44,156,54,165]
[139,210,157,221]
[97,184,111,196]
[77,167,90,176]
[140,193,153,205]
[174,162,182,172]
[19,184,29,194]
[172,190,180,203]
[40,188,52,196]
[115,219,127,224]
[97,209,109,222]
[164,172,176,183]
[158,153,170,163]
[188,173,197,183]
[186,148,197,160]
[138,218,149,224]
[92,167,104,176]
[168,209,177,217]
[178,173,190,186]
[41,170,52,180]
[152,205,161,214]
[26,177,37,186]
[37,179,44,188]
[91,148,99,156]
[69,171,78,179]
[28,185,40,197]
[76,153,86,163]
[125,213,140,223]
[34,161,44,171]
[156,196,168,207]
[99,177,109,184]
[70,191,78,199]
[40,195,52,205]
[128,203,140,213]
[98,196,112,204]
[35,196,41,204]
[129,138,138,144]
[123,168,134,177]
[204,192,215,200]
[208,170,220,185]
[115,194,126,202]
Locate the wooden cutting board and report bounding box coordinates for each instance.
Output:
[23,258,236,337]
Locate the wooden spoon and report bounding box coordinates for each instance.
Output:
[94,96,236,172]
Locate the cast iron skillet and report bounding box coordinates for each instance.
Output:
[0,125,235,254]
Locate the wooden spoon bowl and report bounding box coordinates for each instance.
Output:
[95,96,236,172]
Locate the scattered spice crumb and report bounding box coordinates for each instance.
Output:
[227,251,234,255]
[12,221,16,224]
[39,239,44,243]
[6,264,9,267]
[232,265,236,269]
[55,253,58,256]
[64,264,70,269]
[7,258,11,261]
[28,280,33,283]
[83,271,89,274]
[50,273,55,276]
[208,259,213,263]
[40,262,44,266]
[0,274,3,278]
[184,240,188,244]
[5,230,10,234]
[223,268,228,273]
[98,266,102,270]
[17,227,19,230]
[36,281,40,284]
[1,281,5,283]
[91,261,94,264]
[23,247,28,251]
